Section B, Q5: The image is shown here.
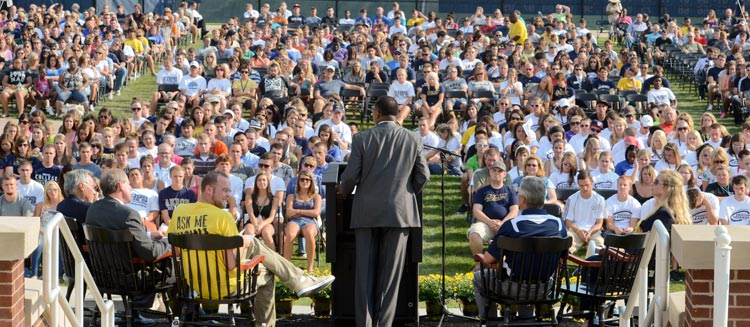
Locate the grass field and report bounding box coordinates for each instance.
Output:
[110,34,713,293]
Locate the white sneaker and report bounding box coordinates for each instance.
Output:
[295,275,335,298]
[108,93,114,100]
[45,106,54,116]
[30,106,37,113]
[707,104,714,111]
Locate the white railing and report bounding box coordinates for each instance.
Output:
[713,226,732,327]
[42,210,115,327]
[619,220,671,327]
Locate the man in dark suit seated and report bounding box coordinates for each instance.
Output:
[473,176,568,320]
[85,169,172,323]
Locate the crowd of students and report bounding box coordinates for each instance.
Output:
[2,0,750,286]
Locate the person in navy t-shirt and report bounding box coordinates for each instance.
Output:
[469,161,519,261]
[473,176,568,320]
[158,165,196,226]
[32,144,62,186]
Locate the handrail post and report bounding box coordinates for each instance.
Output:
[654,220,670,327]
[714,226,732,327]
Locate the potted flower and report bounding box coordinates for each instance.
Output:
[274,277,297,317]
[450,272,478,317]
[419,274,446,315]
[310,268,332,317]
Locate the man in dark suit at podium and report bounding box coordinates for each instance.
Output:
[339,96,430,327]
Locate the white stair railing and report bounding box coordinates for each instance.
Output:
[714,226,732,327]
[42,210,115,327]
[619,220,671,327]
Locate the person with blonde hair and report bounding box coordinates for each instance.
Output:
[27,180,63,278]
[638,169,691,231]
[419,71,444,129]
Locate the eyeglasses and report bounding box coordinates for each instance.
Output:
[447,70,457,73]
[258,163,271,168]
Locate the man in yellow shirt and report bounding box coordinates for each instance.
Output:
[616,67,642,93]
[167,171,334,321]
[508,12,527,46]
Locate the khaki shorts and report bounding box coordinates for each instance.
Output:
[467,221,494,243]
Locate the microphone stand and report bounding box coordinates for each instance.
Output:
[421,144,478,325]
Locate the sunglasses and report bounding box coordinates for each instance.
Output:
[131,107,142,111]
[241,70,249,74]
[570,121,580,125]
[258,163,271,168]
[714,160,726,164]
[20,121,29,124]
[678,127,688,131]
[591,129,602,133]
[299,178,312,182]
[303,163,315,168]
[653,179,662,186]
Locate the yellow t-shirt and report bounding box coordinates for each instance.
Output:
[616,77,642,92]
[124,38,144,55]
[508,20,528,45]
[167,202,239,299]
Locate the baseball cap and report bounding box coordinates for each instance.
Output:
[625,136,640,147]
[489,161,506,171]
[324,65,336,72]
[293,3,301,7]
[641,115,654,127]
[222,109,235,118]
[332,102,345,113]
[189,61,200,68]
[596,100,610,107]
[623,107,636,117]
[556,98,571,108]
[249,119,262,130]
[591,121,604,132]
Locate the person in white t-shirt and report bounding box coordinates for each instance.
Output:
[592,151,619,190]
[605,176,641,234]
[314,102,352,149]
[126,168,160,225]
[719,175,750,225]
[417,118,440,157]
[151,56,183,113]
[564,171,606,253]
[388,68,415,124]
[17,161,44,208]
[687,187,720,225]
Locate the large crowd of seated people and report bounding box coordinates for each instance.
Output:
[1,0,749,300]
